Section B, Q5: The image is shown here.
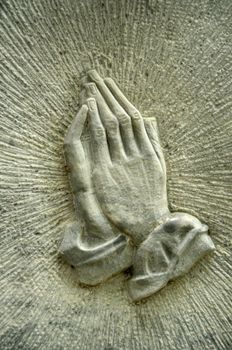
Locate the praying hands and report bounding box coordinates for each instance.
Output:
[60,70,215,301]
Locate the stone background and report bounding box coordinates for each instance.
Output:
[0,0,231,349]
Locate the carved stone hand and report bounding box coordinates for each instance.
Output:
[83,71,169,245]
[60,70,215,301]
[60,89,134,286]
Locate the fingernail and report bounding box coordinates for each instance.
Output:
[88,69,102,82]
[85,83,97,95]
[87,98,96,111]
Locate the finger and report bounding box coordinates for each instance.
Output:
[104,77,154,155]
[87,70,139,157]
[79,88,87,106]
[64,105,89,192]
[104,77,141,119]
[78,86,91,142]
[88,70,130,118]
[64,104,88,147]
[144,119,166,173]
[79,74,90,105]
[86,98,111,166]
[64,105,88,166]
[84,82,126,162]
[84,81,115,123]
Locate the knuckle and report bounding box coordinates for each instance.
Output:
[93,136,106,148]
[95,127,106,138]
[85,82,97,96]
[106,119,119,132]
[94,138,105,147]
[118,113,131,126]
[130,108,141,119]
[133,118,144,129]
[87,98,97,111]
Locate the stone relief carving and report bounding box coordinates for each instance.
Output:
[60,70,215,301]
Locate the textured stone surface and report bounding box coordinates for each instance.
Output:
[0,0,231,349]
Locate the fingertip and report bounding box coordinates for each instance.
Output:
[87,68,97,74]
[75,104,88,119]
[82,104,89,113]
[104,77,114,85]
[143,118,157,127]
[148,117,157,122]
[87,69,102,82]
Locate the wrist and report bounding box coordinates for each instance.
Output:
[60,221,134,286]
